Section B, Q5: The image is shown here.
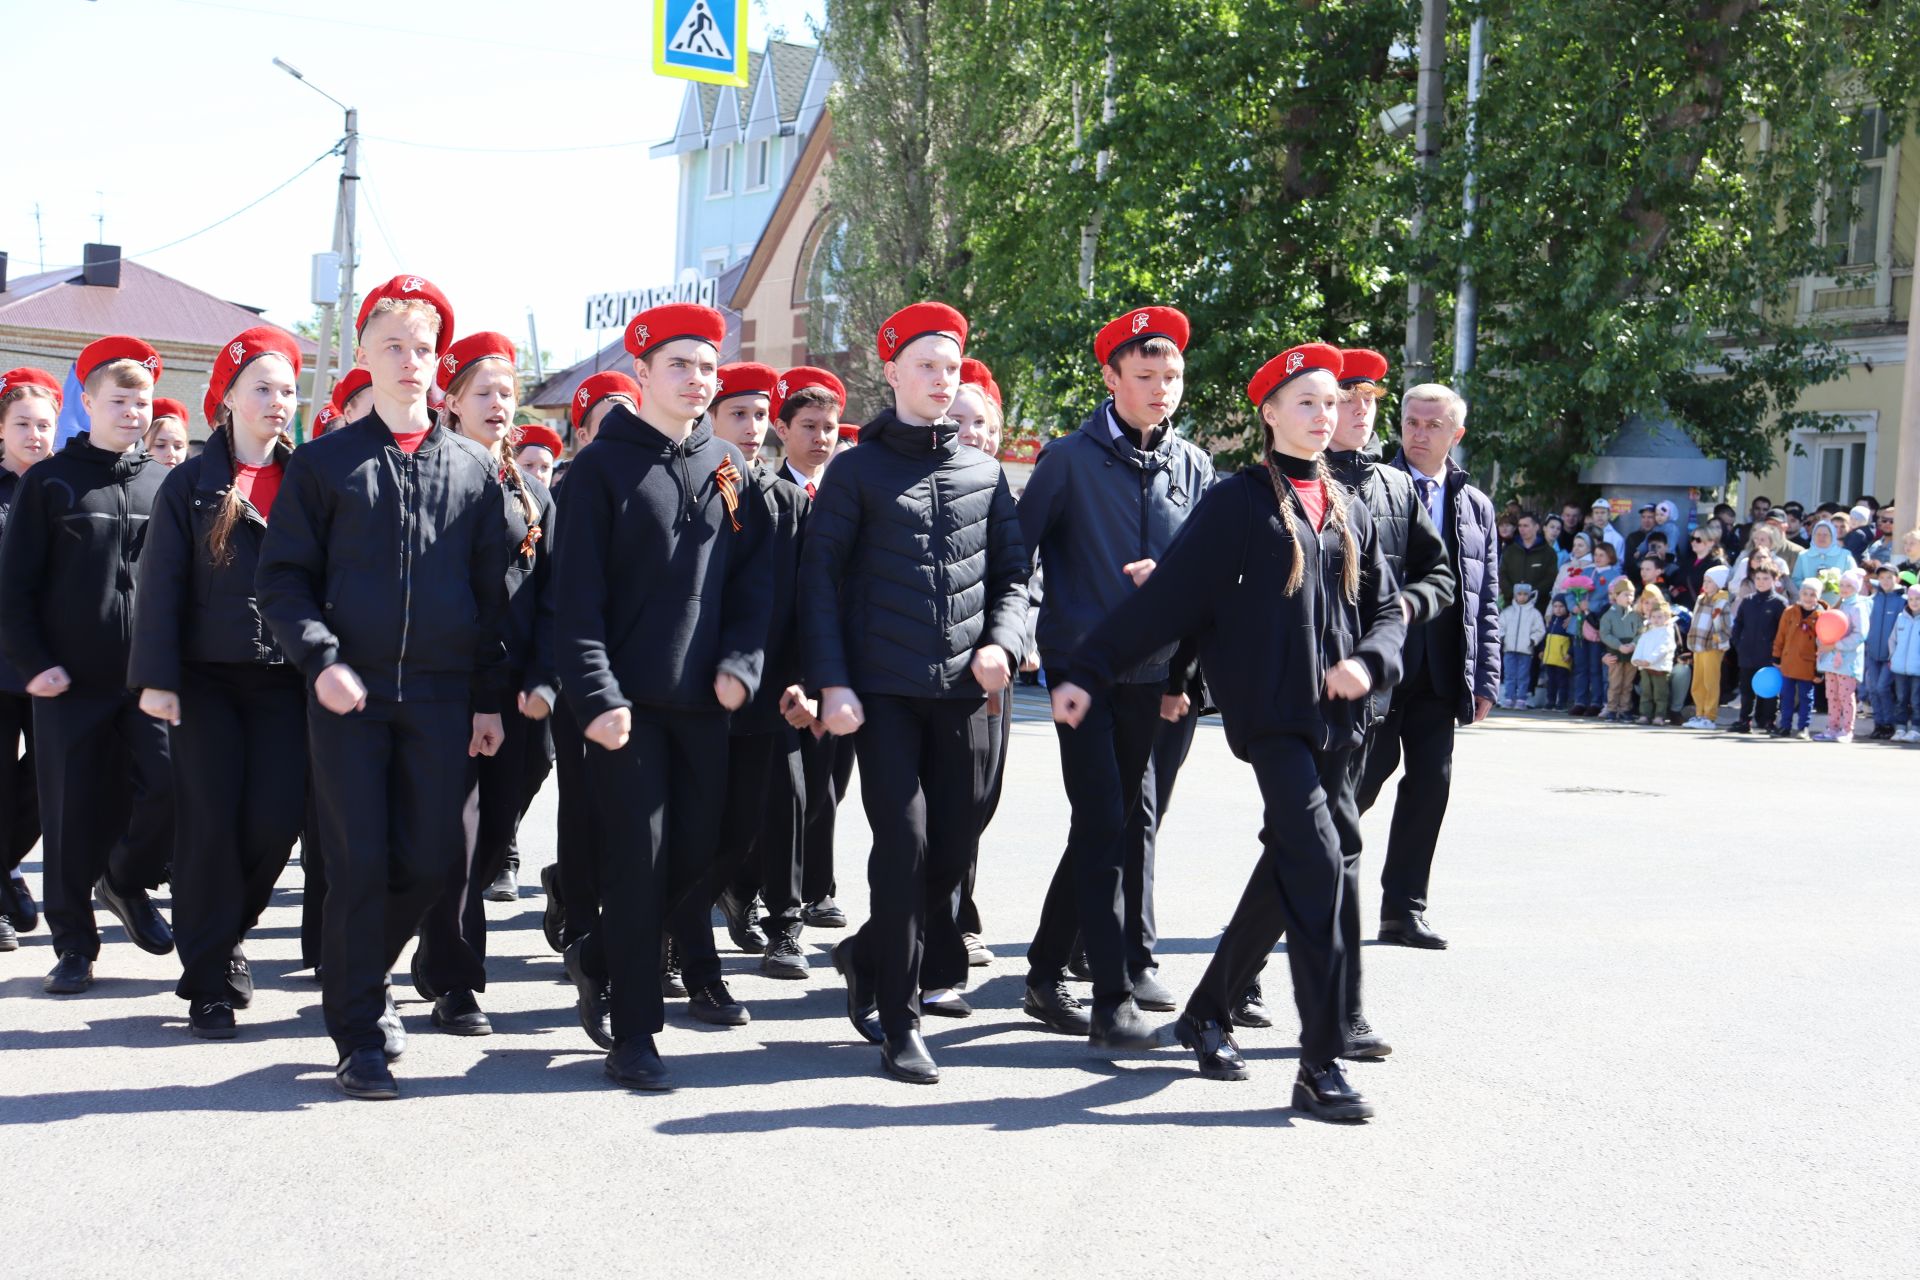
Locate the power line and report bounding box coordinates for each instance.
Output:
[367,133,660,156]
[358,176,406,264]
[76,143,342,269]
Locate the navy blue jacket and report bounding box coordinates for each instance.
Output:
[1728,591,1787,668]
[1389,451,1500,723]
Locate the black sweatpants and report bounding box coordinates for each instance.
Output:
[309,696,471,1058]
[679,725,804,990]
[1185,736,1354,1066]
[33,691,173,960]
[1356,684,1457,920]
[799,728,855,904]
[0,690,38,877]
[170,664,306,1001]
[955,690,1011,937]
[844,694,986,1038]
[549,698,602,947]
[1027,683,1161,1008]
[577,706,728,1042]
[416,704,542,995]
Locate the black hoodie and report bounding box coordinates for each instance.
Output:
[0,433,165,695]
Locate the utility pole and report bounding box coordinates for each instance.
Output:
[1897,182,1920,523]
[1075,25,1115,298]
[1450,13,1487,386]
[275,58,357,433]
[1404,0,1447,388]
[337,109,359,387]
[526,310,545,383]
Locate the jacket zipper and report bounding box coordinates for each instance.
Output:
[678,444,694,526]
[117,475,132,654]
[930,464,948,683]
[395,450,416,703]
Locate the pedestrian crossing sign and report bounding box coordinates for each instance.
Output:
[654,0,749,87]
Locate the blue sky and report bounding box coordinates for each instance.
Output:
[6,0,824,369]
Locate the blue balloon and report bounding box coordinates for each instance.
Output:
[1751,665,1783,699]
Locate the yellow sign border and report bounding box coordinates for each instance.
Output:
[654,0,751,87]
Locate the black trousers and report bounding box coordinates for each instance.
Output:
[298,786,325,970]
[33,691,173,959]
[170,664,306,1001]
[576,705,728,1042]
[1138,699,1200,970]
[1027,683,1161,1007]
[549,698,602,947]
[678,726,805,990]
[416,705,542,995]
[845,694,986,1037]
[1185,737,1354,1066]
[0,691,38,876]
[309,696,470,1058]
[799,728,855,904]
[1356,683,1457,920]
[956,690,1011,937]
[504,715,554,873]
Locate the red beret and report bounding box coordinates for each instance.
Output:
[877,302,968,362]
[1093,305,1190,366]
[77,335,162,385]
[959,357,1004,409]
[1247,342,1344,407]
[206,325,302,426]
[436,331,516,394]
[571,371,642,430]
[713,361,778,406]
[773,366,847,419]
[151,397,190,425]
[625,304,725,359]
[1338,348,1389,388]
[311,404,339,436]
[329,367,373,414]
[0,367,62,406]
[513,421,565,458]
[356,274,456,356]
[837,423,862,442]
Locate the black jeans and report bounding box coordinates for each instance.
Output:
[799,728,855,904]
[678,725,805,991]
[0,691,38,878]
[33,691,173,960]
[1185,737,1354,1066]
[549,697,602,947]
[1738,665,1778,729]
[170,664,307,1001]
[309,696,470,1058]
[1357,686,1457,920]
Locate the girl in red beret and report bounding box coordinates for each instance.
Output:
[144,399,191,469]
[1050,343,1407,1122]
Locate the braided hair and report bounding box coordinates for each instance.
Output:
[1261,406,1361,603]
[206,406,293,566]
[440,365,540,529]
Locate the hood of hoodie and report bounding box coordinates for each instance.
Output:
[596,403,714,456]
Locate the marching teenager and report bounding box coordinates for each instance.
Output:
[258,275,511,1101]
[800,302,1029,1085]
[512,420,564,490]
[0,368,59,949]
[309,368,371,440]
[553,303,772,1091]
[145,400,192,470]
[771,366,854,930]
[539,370,641,954]
[409,333,556,1036]
[129,327,307,1038]
[1019,306,1215,1047]
[0,337,175,993]
[1053,342,1406,1123]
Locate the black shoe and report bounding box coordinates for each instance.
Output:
[829,937,883,1044]
[882,1029,940,1084]
[336,1047,399,1101]
[0,915,14,951]
[686,979,750,1026]
[1870,723,1896,740]
[378,984,407,1060]
[484,863,518,903]
[920,988,972,1018]
[1342,1012,1392,1060]
[43,950,93,994]
[563,939,615,1050]
[1089,999,1162,1051]
[1292,1060,1374,1121]
[1378,912,1449,950]
[409,945,439,1001]
[1231,979,1273,1028]
[226,955,253,1009]
[188,998,238,1040]
[802,896,847,929]
[432,989,493,1036]
[717,888,768,953]
[1023,980,1092,1035]
[760,925,809,980]
[1129,967,1177,1012]
[962,932,994,966]
[539,862,566,954]
[1767,725,1787,739]
[605,1036,672,1091]
[1175,1013,1249,1080]
[94,875,174,955]
[5,873,36,932]
[1727,721,1751,734]
[1066,949,1093,982]
[660,938,688,999]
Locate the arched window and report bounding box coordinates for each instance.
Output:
[796,209,849,356]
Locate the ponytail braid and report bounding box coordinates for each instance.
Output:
[206,410,296,567]
[1265,460,1307,597]
[1264,455,1361,603]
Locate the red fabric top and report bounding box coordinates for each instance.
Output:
[234,460,284,521]
[1289,475,1326,531]
[392,428,429,454]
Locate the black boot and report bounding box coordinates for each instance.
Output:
[1175,1012,1249,1080]
[336,1047,398,1100]
[717,888,767,953]
[605,1036,672,1091]
[829,937,883,1044]
[686,979,750,1026]
[1292,1060,1374,1121]
[1342,1012,1392,1060]
[882,1028,939,1084]
[563,939,615,1050]
[1023,980,1092,1035]
[1231,979,1272,1028]
[760,923,809,979]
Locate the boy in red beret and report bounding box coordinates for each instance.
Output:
[257,275,512,1100]
[0,337,176,993]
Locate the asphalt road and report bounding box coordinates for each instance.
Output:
[3,696,1914,1279]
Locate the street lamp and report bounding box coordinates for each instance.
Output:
[275,57,359,439]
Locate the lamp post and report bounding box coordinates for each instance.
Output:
[274,57,358,437]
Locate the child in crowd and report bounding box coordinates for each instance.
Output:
[1567,580,1603,716]
[1864,563,1904,737]
[1771,578,1826,738]
[1814,568,1869,743]
[1598,577,1641,721]
[1631,590,1677,725]
[1541,595,1573,710]
[1590,541,1623,598]
[1498,581,1546,708]
[1889,584,1920,741]
[1685,564,1732,728]
[1727,557,1787,733]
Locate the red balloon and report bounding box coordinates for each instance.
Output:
[1815,611,1850,645]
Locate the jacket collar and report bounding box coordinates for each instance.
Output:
[63,432,149,479]
[863,407,959,459]
[597,402,714,455]
[363,406,453,454]
[194,426,293,496]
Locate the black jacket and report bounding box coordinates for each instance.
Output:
[498,468,558,710]
[552,405,772,724]
[799,409,1028,699]
[129,430,292,692]
[1389,451,1501,724]
[0,468,30,694]
[0,434,165,695]
[1067,461,1406,760]
[1326,447,1456,625]
[732,464,810,736]
[1729,591,1787,667]
[256,412,512,711]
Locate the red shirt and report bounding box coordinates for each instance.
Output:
[1288,476,1327,532]
[234,460,285,521]
[392,428,430,454]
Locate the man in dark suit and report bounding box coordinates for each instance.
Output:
[1357,383,1500,950]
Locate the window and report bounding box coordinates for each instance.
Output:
[1788,413,1877,509]
[701,249,728,278]
[707,146,733,198]
[802,214,850,355]
[747,138,772,190]
[1825,106,1889,268]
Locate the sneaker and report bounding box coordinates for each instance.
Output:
[1833,732,1854,744]
[962,932,994,966]
[1727,722,1751,734]
[801,897,848,929]
[0,914,12,950]
[1792,728,1812,741]
[760,926,809,980]
[188,998,238,1040]
[44,950,93,994]
[686,979,750,1026]
[717,889,767,953]
[3,872,36,933]
[378,984,407,1060]
[660,938,687,999]
[1811,731,1836,742]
